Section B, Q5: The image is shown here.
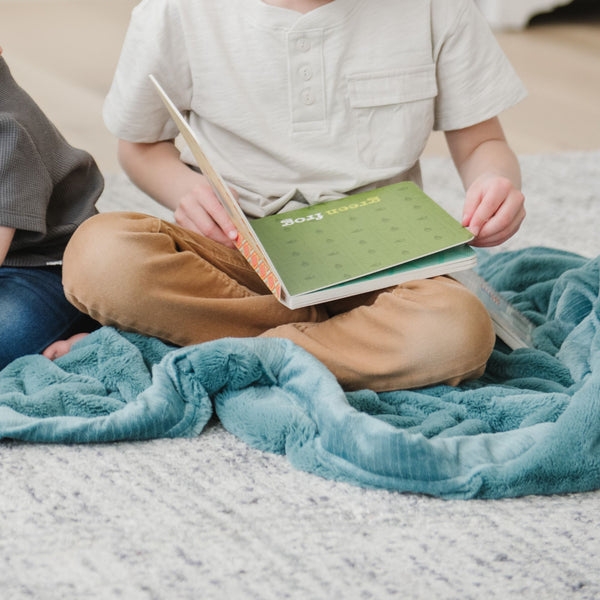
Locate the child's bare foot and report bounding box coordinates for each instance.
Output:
[43,333,89,360]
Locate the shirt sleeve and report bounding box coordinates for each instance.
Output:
[102,0,193,143]
[0,115,52,234]
[432,0,527,131]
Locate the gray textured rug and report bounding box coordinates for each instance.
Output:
[2,152,600,600]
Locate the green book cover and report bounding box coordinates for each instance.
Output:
[249,182,474,297]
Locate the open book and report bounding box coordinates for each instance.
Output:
[150,75,477,309]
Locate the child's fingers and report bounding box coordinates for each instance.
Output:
[204,194,239,242]
[465,178,516,236]
[461,188,483,227]
[470,205,526,247]
[473,199,526,246]
[461,176,505,226]
[174,202,233,246]
[174,188,238,247]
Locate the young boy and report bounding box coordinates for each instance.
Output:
[60,0,526,391]
[0,47,103,369]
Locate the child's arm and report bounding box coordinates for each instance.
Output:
[118,139,238,248]
[0,225,15,265]
[445,117,526,248]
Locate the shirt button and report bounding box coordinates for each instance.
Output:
[296,38,311,52]
[300,65,313,81]
[302,89,314,105]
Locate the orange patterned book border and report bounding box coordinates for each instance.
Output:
[236,236,282,300]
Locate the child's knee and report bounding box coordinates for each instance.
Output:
[62,212,158,311]
[442,278,496,371]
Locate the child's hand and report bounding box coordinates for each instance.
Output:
[116,139,239,248]
[461,174,525,247]
[173,176,239,248]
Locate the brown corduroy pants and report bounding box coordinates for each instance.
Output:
[62,212,495,392]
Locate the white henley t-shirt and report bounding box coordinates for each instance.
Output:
[103,0,526,217]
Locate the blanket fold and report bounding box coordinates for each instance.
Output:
[1,246,599,499]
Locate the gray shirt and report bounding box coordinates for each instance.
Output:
[0,57,103,267]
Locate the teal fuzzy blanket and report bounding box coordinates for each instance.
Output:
[1,247,599,499]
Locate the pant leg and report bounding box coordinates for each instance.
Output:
[62,212,327,346]
[63,212,495,392]
[0,266,98,369]
[262,276,496,392]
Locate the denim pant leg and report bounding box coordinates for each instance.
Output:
[0,266,97,369]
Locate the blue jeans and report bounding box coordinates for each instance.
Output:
[0,266,98,370]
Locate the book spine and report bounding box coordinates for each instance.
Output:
[236,235,282,300]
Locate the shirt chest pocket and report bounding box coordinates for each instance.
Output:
[347,65,437,170]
